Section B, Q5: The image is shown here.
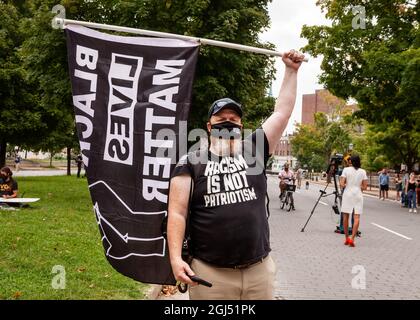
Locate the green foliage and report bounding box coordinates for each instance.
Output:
[243,95,276,130]
[0,2,45,148]
[291,123,323,170]
[66,0,275,129]
[291,112,352,172]
[20,0,79,150]
[301,0,420,170]
[362,121,419,171]
[0,175,147,299]
[4,0,276,164]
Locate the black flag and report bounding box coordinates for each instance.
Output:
[65,25,199,284]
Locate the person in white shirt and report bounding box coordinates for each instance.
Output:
[278,163,295,199]
[339,155,368,247]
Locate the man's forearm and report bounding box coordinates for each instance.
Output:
[262,50,303,153]
[167,213,187,263]
[274,68,298,117]
[262,67,298,153]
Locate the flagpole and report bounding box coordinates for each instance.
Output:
[55,18,308,62]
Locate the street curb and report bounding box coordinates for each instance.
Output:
[304,179,399,201]
[145,284,162,300]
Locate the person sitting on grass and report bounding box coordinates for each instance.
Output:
[0,166,18,199]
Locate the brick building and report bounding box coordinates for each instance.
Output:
[270,90,359,172]
[271,135,297,172]
[302,89,357,125]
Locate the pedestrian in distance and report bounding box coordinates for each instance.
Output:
[75,154,83,178]
[395,173,402,202]
[378,168,389,201]
[167,49,305,300]
[416,175,420,207]
[296,167,303,189]
[339,155,368,248]
[14,154,22,172]
[401,169,409,207]
[406,172,417,213]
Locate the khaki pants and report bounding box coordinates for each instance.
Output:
[189,255,276,300]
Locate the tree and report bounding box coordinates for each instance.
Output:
[16,0,276,172]
[301,0,420,171]
[291,112,351,172]
[69,0,277,130]
[362,121,419,172]
[19,0,85,175]
[290,123,323,171]
[0,2,46,167]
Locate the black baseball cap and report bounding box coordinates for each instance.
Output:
[208,98,243,119]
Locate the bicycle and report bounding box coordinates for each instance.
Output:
[280,184,296,212]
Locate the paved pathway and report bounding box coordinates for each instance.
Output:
[268,175,420,300]
[13,169,85,177]
[159,175,420,300]
[15,168,419,299]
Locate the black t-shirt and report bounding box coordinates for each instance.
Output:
[76,155,83,166]
[171,129,271,267]
[0,178,18,196]
[407,182,416,192]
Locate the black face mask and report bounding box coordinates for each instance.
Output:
[210,121,242,139]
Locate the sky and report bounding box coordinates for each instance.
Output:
[259,0,331,135]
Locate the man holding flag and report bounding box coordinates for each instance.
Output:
[168,50,305,300]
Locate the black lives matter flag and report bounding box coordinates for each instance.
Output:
[65,25,199,284]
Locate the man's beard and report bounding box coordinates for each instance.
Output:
[211,137,241,156]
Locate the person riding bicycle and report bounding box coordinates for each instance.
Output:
[278,163,295,200]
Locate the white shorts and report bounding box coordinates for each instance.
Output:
[341,191,364,215]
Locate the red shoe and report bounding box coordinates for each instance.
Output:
[348,238,355,247]
[344,238,351,245]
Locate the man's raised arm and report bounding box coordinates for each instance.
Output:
[262,50,305,154]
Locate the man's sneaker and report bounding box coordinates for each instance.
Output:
[414,209,417,213]
[409,209,413,213]
[348,238,355,247]
[344,238,351,246]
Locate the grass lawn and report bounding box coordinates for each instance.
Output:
[0,175,148,300]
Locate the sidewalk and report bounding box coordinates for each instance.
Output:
[303,178,400,202]
[13,169,85,177]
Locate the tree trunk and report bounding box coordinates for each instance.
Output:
[406,161,414,173]
[50,153,53,167]
[67,147,71,176]
[0,140,6,168]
